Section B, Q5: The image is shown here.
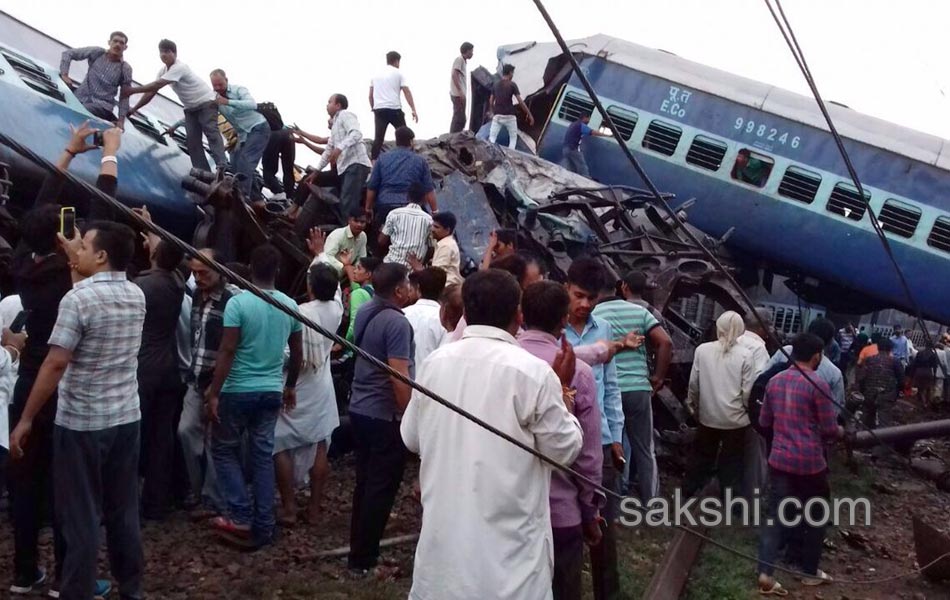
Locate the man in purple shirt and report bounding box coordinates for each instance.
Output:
[756,333,843,593]
[519,281,603,600]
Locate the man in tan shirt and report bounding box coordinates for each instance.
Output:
[408,211,463,287]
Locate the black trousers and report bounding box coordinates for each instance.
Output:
[347,412,407,570]
[9,372,65,582]
[371,108,406,160]
[553,525,584,600]
[590,444,620,600]
[55,422,143,600]
[449,96,466,133]
[685,424,748,497]
[139,376,186,519]
[262,128,296,196]
[86,104,117,123]
[337,164,371,224]
[757,468,830,576]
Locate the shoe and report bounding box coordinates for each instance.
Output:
[94,579,112,598]
[48,578,110,598]
[209,516,251,537]
[800,569,833,586]
[10,567,46,594]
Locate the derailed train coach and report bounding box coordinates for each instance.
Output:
[471,34,950,327]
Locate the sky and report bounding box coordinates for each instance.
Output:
[3,0,949,167]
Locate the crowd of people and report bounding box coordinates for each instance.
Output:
[0,27,939,600]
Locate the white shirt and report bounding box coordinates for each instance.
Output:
[371,65,407,110]
[0,294,21,448]
[315,110,372,175]
[0,343,14,449]
[403,299,446,366]
[0,295,22,330]
[688,340,755,429]
[401,325,583,600]
[737,331,769,378]
[158,61,215,108]
[432,236,463,286]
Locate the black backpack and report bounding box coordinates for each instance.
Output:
[257,102,284,131]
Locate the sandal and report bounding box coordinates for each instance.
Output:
[801,569,833,586]
[757,574,788,596]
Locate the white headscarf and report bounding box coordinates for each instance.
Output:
[716,311,745,352]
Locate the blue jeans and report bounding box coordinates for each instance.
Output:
[561,147,590,177]
[211,391,282,545]
[232,123,271,201]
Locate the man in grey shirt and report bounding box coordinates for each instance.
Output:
[347,262,414,573]
[449,42,473,133]
[60,31,133,128]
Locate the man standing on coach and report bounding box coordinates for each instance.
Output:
[449,42,474,133]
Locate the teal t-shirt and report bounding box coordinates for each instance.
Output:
[592,299,660,392]
[221,290,302,394]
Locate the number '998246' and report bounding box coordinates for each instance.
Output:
[734,117,800,148]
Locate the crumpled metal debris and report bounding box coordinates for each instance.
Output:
[414,133,748,456]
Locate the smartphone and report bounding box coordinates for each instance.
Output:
[93,131,104,147]
[60,206,76,239]
[9,310,29,333]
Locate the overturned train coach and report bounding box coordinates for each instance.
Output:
[470,34,950,326]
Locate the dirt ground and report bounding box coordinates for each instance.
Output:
[3,402,950,599]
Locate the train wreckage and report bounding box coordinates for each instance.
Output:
[191,132,746,461]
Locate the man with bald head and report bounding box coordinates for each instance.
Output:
[313,93,373,223]
[739,308,773,377]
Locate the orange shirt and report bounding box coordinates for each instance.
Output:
[858,343,879,365]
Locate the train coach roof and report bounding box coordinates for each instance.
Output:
[498,33,950,170]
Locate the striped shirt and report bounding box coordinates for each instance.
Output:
[189,284,238,391]
[593,299,659,392]
[382,203,432,267]
[761,369,838,475]
[60,47,132,119]
[49,272,146,431]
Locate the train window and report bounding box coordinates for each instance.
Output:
[0,47,66,103]
[642,120,682,156]
[128,113,168,145]
[605,106,638,141]
[778,166,821,204]
[879,199,921,238]
[685,135,727,171]
[927,217,950,253]
[826,182,869,221]
[158,120,189,153]
[557,92,594,123]
[730,148,773,187]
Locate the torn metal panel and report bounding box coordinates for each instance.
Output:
[416,133,747,451]
[435,171,499,275]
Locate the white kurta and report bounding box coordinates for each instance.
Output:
[401,325,583,600]
[273,298,343,484]
[403,299,447,367]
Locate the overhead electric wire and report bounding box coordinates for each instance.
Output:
[0,15,934,577]
[763,0,946,378]
[2,129,918,586]
[523,0,950,585]
[525,0,904,461]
